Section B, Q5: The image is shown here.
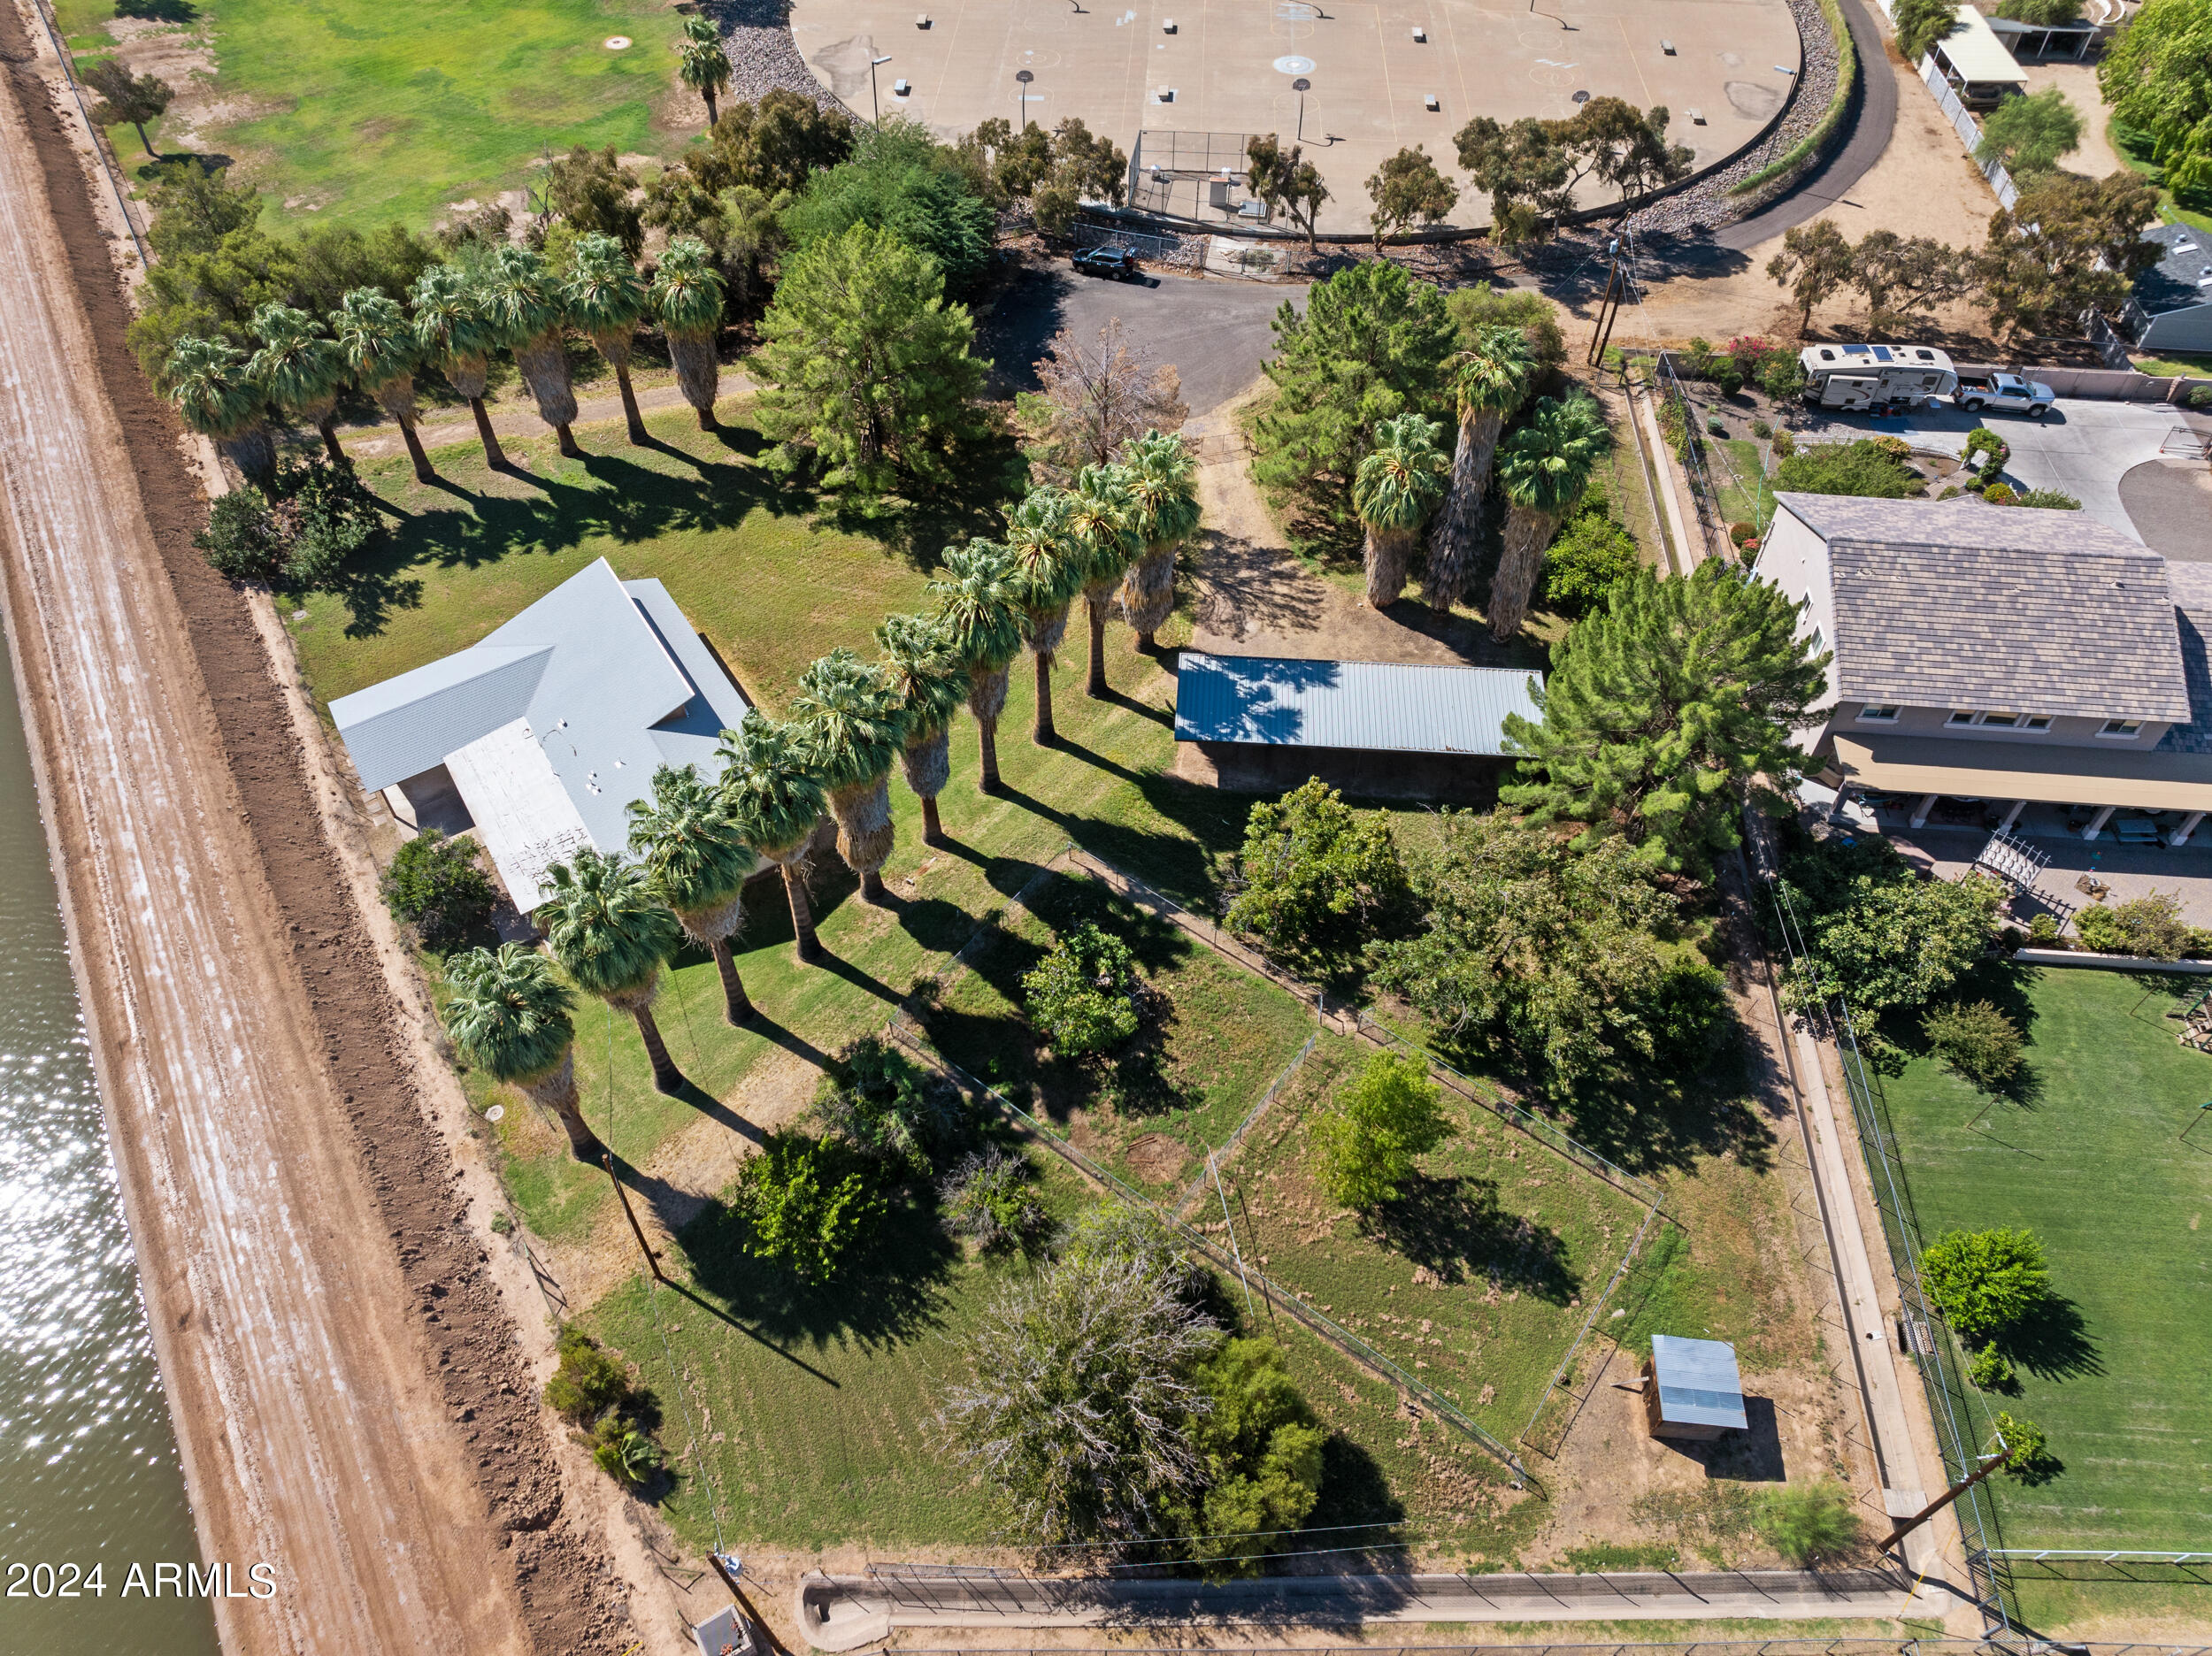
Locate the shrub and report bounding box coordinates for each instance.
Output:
[1755,1481,1861,1566]
[1750,416,1773,439]
[2190,384,2212,412]
[1725,334,1779,376]
[195,487,287,580]
[1982,482,2019,505]
[1061,1200,1200,1297]
[813,1034,959,1172]
[2026,912,2061,944]
[1727,519,1756,546]
[1712,363,1744,398]
[1993,1410,2056,1482]
[1772,438,1919,498]
[589,1420,664,1488]
[380,830,496,947]
[1769,426,1796,459]
[938,1147,1047,1252]
[1939,485,1962,499]
[544,1326,631,1422]
[728,1129,885,1279]
[1870,433,1913,460]
[1309,1052,1451,1210]
[1706,414,1728,436]
[1921,1225,2051,1341]
[1760,354,1806,406]
[2016,487,2080,510]
[1538,501,1643,617]
[2074,890,2190,958]
[1022,921,1142,1056]
[273,456,380,587]
[1922,998,2024,1087]
[1225,778,1411,969]
[1962,426,2009,485]
[1969,1344,2017,1392]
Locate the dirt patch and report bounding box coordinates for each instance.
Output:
[0,7,627,1650]
[1125,1131,1191,1183]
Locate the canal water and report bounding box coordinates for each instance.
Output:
[0,649,219,1651]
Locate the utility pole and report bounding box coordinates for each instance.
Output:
[1587,233,1625,367]
[603,1152,666,1284]
[1883,1445,2015,1551]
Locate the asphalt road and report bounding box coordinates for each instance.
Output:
[978,260,1304,417]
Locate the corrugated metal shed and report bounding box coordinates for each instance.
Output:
[1650,1333,1748,1431]
[1935,6,2028,83]
[1173,653,1542,755]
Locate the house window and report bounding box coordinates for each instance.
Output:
[2023,714,2052,731]
[2101,718,2144,739]
[1858,705,1901,723]
[1947,709,1978,725]
[1978,711,2019,728]
[1807,627,1825,660]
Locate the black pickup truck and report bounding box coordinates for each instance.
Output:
[1071,246,1141,280]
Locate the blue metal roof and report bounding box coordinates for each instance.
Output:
[1173,653,1542,755]
[1650,1333,1747,1430]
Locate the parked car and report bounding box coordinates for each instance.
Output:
[1953,371,2056,418]
[1071,246,1140,280]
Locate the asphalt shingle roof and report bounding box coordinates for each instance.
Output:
[2133,223,2212,318]
[1774,493,2191,723]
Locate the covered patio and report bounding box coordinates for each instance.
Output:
[1827,732,2212,848]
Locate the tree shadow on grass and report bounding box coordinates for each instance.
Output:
[1550,1036,1778,1181]
[1366,1172,1578,1305]
[817,431,1028,570]
[1993,1292,2103,1383]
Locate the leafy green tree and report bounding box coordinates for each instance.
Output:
[565,234,653,444]
[1245,133,1331,249]
[794,648,908,904]
[1572,96,1694,199]
[1755,1482,1861,1566]
[275,456,381,588]
[411,264,509,468]
[2099,0,2212,195]
[1772,437,1922,497]
[1252,261,1456,544]
[537,847,688,1095]
[1022,921,1142,1056]
[626,763,758,1024]
[1921,1226,2052,1342]
[1354,411,1449,610]
[1365,144,1460,246]
[1895,0,1965,61]
[482,243,581,456]
[82,58,171,156]
[1975,170,2162,339]
[545,144,643,259]
[941,1251,1218,1545]
[248,302,348,464]
[164,334,275,487]
[1969,1343,2017,1391]
[1443,281,1565,372]
[814,1035,957,1171]
[1923,999,2024,1088]
[969,117,1054,201]
[1453,115,1572,244]
[545,1325,631,1419]
[1766,219,1855,331]
[194,487,285,580]
[2000,0,2082,20]
[1225,778,1410,970]
[1425,326,1534,612]
[939,1148,1048,1251]
[334,288,433,483]
[442,943,601,1158]
[1993,1411,2057,1481]
[1488,393,1610,640]
[1777,836,2002,1016]
[2072,890,2192,957]
[1503,562,1824,875]
[1309,1052,1451,1209]
[729,1129,885,1278]
[380,830,495,947]
[650,235,728,431]
[288,221,441,315]
[1002,487,1087,744]
[697,89,856,198]
[716,709,829,963]
[1067,462,1143,701]
[1023,117,1129,236]
[929,539,1026,794]
[1118,430,1202,649]
[1181,1338,1326,1575]
[1538,500,1641,617]
[877,611,970,847]
[755,221,988,493]
[783,119,996,293]
[1975,85,2084,178]
[678,15,732,126]
[1849,231,1973,328]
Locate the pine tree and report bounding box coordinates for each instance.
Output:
[1500,561,1829,878]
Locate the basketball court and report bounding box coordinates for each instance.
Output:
[791,0,1803,234]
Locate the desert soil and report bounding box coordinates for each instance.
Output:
[0,9,629,1652]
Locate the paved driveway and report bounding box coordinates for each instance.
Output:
[1801,396,2208,551]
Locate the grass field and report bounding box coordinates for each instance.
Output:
[1710,436,1776,532]
[1877,964,2212,1633]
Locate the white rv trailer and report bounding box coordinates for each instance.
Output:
[1796,342,1958,411]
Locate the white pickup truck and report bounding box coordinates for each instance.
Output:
[1952,371,2057,418]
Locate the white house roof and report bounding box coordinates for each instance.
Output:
[329,559,754,909]
[1935,5,2028,82]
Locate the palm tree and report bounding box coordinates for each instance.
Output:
[484,244,581,457]
[652,237,726,431]
[876,611,970,847]
[443,943,603,1160]
[411,264,509,468]
[249,303,350,465]
[566,234,652,445]
[929,539,1025,794]
[334,288,434,483]
[1117,430,1201,651]
[626,764,758,1024]
[165,335,275,488]
[535,847,688,1096]
[678,16,733,126]
[1004,487,1088,746]
[717,710,830,963]
[794,649,908,905]
[1067,462,1141,700]
[1424,326,1534,612]
[1488,393,1610,642]
[1354,412,1448,610]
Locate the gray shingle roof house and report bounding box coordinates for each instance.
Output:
[2121,224,2212,356]
[330,558,752,909]
[1757,494,2212,843]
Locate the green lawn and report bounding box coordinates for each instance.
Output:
[1710,436,1776,533]
[2129,350,2212,382]
[1876,965,2212,1632]
[2111,117,2212,241]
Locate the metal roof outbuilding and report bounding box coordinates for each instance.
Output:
[1173,653,1542,755]
[1645,1333,1749,1439]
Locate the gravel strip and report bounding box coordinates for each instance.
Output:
[701,0,854,112]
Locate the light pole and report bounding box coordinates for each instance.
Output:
[1014,67,1033,130]
[1292,75,1310,142]
[869,52,893,122]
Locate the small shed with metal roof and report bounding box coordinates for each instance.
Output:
[1926,5,2028,106]
[1641,1333,1749,1442]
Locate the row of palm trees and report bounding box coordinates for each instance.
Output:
[163,236,733,489]
[1351,324,1609,640]
[439,432,1203,1156]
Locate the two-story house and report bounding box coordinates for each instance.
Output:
[1756,492,2212,846]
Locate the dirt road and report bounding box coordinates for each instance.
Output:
[0,16,624,1655]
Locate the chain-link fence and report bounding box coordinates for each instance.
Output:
[1071,219,1207,270]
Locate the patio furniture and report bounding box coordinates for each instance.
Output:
[2115,819,2162,845]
